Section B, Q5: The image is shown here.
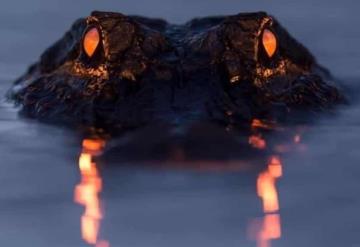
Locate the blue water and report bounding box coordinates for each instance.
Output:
[0,1,360,246]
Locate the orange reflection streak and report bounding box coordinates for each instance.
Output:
[249,155,283,247]
[268,156,282,179]
[257,156,282,213]
[257,172,279,213]
[249,214,281,247]
[74,139,109,247]
[83,139,106,154]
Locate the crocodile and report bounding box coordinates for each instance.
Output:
[7,11,344,131]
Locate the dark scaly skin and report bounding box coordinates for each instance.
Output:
[7,11,344,131]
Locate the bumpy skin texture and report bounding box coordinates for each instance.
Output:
[8,11,344,129]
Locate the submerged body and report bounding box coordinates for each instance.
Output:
[8,11,344,130]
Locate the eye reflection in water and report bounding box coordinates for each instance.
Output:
[247,120,301,247]
[74,139,109,247]
[71,122,302,247]
[247,155,283,247]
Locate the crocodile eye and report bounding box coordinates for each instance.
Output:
[262,29,277,58]
[83,27,100,58]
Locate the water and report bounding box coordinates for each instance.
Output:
[0,1,360,247]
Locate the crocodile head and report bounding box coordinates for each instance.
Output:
[8,11,344,130]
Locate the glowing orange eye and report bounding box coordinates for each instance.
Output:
[262,29,277,58]
[83,27,100,57]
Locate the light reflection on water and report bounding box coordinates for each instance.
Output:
[74,138,109,247]
[246,124,303,247]
[70,122,303,247]
[74,136,286,247]
[248,155,283,247]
